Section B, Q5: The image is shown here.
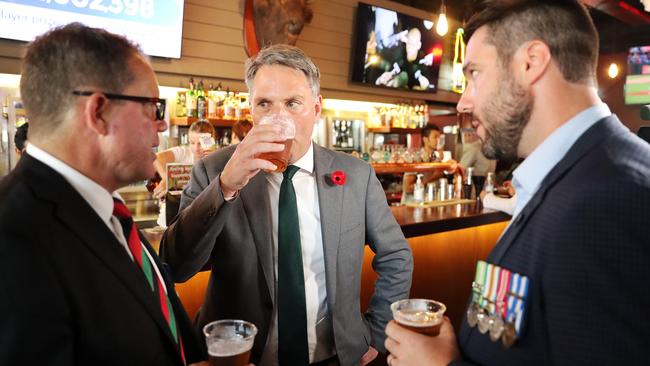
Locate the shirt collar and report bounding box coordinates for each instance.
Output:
[25,143,118,226]
[512,103,611,215]
[292,141,314,175]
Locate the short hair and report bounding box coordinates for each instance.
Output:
[244,44,320,97]
[466,0,598,85]
[20,23,143,139]
[14,123,28,151]
[189,120,217,138]
[423,124,441,138]
[232,119,253,140]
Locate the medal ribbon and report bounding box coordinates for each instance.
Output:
[506,273,520,324]
[487,265,500,314]
[495,268,511,319]
[472,260,487,303]
[514,275,529,335]
[481,263,495,309]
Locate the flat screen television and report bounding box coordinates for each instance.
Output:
[350,2,443,93]
[0,0,184,59]
[624,45,650,105]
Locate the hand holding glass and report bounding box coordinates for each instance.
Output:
[391,299,446,336]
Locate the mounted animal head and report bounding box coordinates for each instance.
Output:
[253,0,313,47]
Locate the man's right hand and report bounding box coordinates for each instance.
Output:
[219,123,286,198]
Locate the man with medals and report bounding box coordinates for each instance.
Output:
[384,0,650,364]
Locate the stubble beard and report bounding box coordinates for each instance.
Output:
[479,74,533,161]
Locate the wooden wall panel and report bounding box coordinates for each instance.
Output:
[0,0,460,105]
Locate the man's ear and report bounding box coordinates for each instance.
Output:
[514,40,551,87]
[83,93,109,135]
[314,94,322,118]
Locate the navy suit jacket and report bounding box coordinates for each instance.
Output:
[454,115,650,365]
[0,154,204,365]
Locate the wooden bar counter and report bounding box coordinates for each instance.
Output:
[173,201,511,334]
[361,201,510,329]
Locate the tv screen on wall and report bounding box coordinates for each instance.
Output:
[350,3,443,93]
[0,0,184,59]
[625,45,650,105]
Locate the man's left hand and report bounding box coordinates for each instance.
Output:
[384,318,460,366]
[360,346,379,366]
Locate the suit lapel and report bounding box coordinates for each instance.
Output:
[489,115,626,264]
[21,155,181,352]
[313,145,341,307]
[240,171,275,299]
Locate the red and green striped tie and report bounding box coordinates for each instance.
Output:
[113,199,185,365]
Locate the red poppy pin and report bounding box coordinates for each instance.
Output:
[331,170,346,186]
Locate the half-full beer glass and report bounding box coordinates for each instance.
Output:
[256,114,295,173]
[391,299,446,336]
[203,319,257,366]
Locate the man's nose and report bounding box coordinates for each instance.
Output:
[156,119,168,133]
[456,91,473,114]
[269,104,290,116]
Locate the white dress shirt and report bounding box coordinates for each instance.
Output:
[264,141,328,364]
[25,144,169,295]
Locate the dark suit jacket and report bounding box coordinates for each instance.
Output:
[453,116,650,365]
[161,144,413,366]
[0,154,204,365]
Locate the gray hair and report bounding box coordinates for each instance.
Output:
[20,23,143,139]
[244,44,320,97]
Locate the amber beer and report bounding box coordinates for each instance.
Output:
[257,139,293,173]
[255,114,295,173]
[208,342,252,366]
[391,299,446,336]
[203,320,257,366]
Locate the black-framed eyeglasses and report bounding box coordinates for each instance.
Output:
[72,90,166,120]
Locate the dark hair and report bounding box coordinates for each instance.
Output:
[466,0,598,85]
[422,124,441,138]
[14,123,28,151]
[20,23,143,139]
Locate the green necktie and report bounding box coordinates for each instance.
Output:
[278,165,309,365]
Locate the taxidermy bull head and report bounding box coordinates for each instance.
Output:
[244,0,314,56]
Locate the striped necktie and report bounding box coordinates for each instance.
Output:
[277,165,309,365]
[113,198,185,365]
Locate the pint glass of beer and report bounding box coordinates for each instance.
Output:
[255,114,295,173]
[391,299,446,336]
[203,319,257,366]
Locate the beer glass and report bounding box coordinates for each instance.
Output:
[203,319,257,366]
[391,299,446,336]
[256,114,295,173]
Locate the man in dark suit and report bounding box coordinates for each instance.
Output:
[0,23,205,365]
[161,44,413,366]
[385,1,650,365]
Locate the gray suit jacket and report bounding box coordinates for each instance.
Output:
[161,143,413,365]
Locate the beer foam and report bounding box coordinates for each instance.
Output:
[208,339,253,357]
[394,309,442,327]
[258,114,296,139]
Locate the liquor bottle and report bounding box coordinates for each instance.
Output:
[207,83,217,118]
[175,89,186,117]
[197,80,206,119]
[186,77,196,118]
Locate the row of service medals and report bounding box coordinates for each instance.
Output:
[467,260,529,348]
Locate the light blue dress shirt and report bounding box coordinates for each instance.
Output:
[511,104,612,219]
